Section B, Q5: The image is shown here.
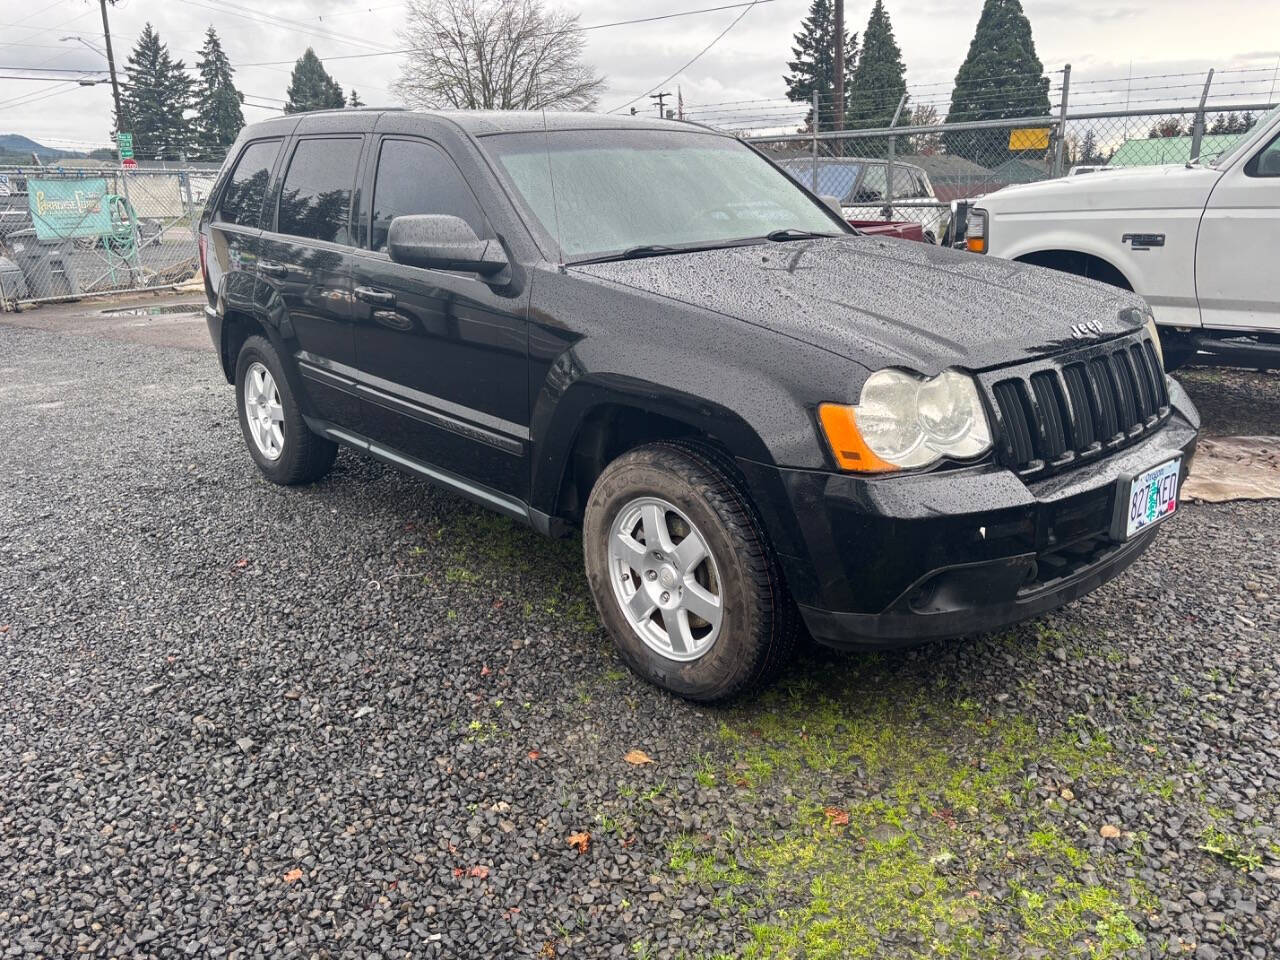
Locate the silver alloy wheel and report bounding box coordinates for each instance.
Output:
[244,361,285,460]
[607,496,724,662]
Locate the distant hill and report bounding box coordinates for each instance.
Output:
[0,134,86,161]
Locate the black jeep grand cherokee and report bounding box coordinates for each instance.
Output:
[200,109,1199,702]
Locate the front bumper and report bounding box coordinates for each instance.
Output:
[744,380,1200,649]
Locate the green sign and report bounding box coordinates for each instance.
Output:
[27,178,113,241]
[116,132,133,158]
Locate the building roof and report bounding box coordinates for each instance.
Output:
[990,156,1052,182]
[1107,132,1245,167]
[908,154,992,178]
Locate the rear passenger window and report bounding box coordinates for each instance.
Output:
[216,139,280,227]
[276,137,362,244]
[370,138,485,252]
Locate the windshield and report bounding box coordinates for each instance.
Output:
[482,128,847,260]
[1212,103,1280,168]
[778,160,863,201]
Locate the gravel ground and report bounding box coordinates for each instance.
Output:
[1180,366,1280,437]
[1,322,1278,959]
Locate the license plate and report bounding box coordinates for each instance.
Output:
[1121,457,1181,539]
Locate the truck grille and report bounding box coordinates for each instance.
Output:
[986,334,1170,478]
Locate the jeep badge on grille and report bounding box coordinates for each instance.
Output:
[1070,319,1105,339]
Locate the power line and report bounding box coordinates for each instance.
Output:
[608,0,767,114]
[232,0,787,68]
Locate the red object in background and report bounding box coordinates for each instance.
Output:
[846,219,926,242]
[122,157,137,169]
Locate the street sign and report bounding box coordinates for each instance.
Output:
[116,132,134,159]
[122,157,137,170]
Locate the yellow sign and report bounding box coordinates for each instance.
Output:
[1008,128,1051,151]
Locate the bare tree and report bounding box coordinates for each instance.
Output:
[393,0,605,111]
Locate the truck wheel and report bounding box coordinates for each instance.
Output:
[583,442,798,702]
[234,335,337,485]
[1158,330,1196,372]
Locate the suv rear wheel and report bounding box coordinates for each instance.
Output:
[583,442,798,702]
[234,335,337,485]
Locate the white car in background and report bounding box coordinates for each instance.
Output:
[964,104,1280,369]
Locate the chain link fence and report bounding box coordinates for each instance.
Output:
[0,166,217,308]
[694,67,1279,246]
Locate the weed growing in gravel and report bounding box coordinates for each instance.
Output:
[423,509,601,633]
[1199,825,1264,872]
[667,657,1149,959]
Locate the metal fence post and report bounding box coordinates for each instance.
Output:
[1189,68,1215,161]
[885,92,908,221]
[1053,63,1071,177]
[811,91,820,192]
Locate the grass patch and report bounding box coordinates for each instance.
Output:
[667,658,1150,959]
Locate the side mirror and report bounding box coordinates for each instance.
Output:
[387,214,509,277]
[818,194,844,218]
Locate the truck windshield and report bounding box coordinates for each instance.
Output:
[1211,103,1280,169]
[482,128,847,261]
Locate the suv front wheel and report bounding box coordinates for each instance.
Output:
[583,442,798,702]
[234,335,337,485]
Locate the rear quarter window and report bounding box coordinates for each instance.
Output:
[215,139,281,228]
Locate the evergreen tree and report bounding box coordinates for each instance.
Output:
[347,89,364,108]
[783,0,856,131]
[118,23,196,160]
[195,27,244,161]
[284,49,345,114]
[943,0,1051,162]
[845,0,907,129]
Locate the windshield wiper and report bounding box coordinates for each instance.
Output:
[620,244,678,257]
[763,228,842,241]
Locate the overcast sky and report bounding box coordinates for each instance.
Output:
[2,0,1278,150]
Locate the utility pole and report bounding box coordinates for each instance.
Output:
[650,92,670,119]
[833,0,845,134]
[98,0,123,132]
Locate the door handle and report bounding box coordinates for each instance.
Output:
[258,260,288,278]
[354,286,397,307]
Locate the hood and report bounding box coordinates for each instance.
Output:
[571,236,1147,374]
[979,163,1220,213]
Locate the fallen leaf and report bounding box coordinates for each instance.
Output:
[283,868,302,884]
[468,865,489,879]
[567,831,590,854]
[527,750,541,761]
[931,807,958,830]
[1060,787,1075,801]
[0,625,9,633]
[624,749,653,765]
[823,806,850,826]
[1100,824,1121,839]
[540,942,556,959]
[622,835,636,848]
[481,665,491,676]
[1141,744,1158,754]
[452,867,464,877]
[234,557,249,568]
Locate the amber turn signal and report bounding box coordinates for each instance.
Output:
[965,236,986,254]
[817,403,900,474]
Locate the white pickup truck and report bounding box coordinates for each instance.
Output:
[964,104,1280,369]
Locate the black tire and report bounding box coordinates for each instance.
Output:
[583,441,799,703]
[234,335,337,485]
[1158,330,1196,372]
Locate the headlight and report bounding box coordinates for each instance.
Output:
[1142,309,1165,369]
[818,369,993,473]
[965,207,987,254]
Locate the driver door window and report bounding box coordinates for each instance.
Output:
[854,165,888,203]
[369,138,487,251]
